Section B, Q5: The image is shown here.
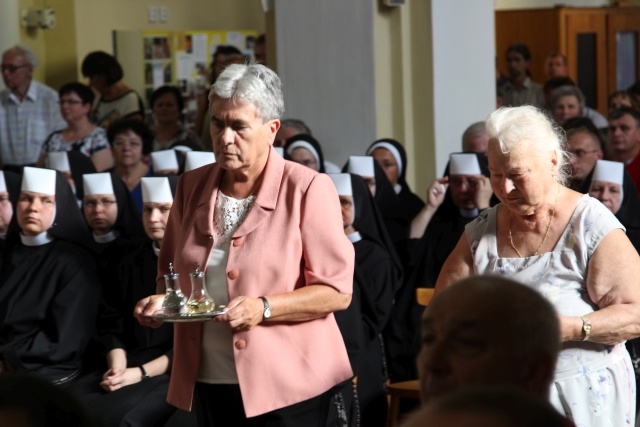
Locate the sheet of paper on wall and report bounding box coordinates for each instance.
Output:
[226,32,242,49]
[153,63,165,89]
[192,34,208,63]
[177,52,193,80]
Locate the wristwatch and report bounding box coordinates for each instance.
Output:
[260,296,271,320]
[581,316,592,341]
[139,365,150,380]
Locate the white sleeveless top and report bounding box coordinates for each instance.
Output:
[465,194,624,373]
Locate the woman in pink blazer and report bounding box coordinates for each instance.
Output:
[135,63,355,426]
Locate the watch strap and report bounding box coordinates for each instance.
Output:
[139,365,150,380]
[260,296,271,320]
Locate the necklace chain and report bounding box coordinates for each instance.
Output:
[508,184,559,258]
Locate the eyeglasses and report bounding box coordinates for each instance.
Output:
[570,149,600,158]
[1,64,29,73]
[449,177,480,187]
[84,199,116,209]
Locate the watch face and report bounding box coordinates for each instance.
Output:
[264,307,272,319]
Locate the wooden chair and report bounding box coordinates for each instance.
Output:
[386,288,435,427]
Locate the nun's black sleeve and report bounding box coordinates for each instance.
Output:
[0,242,100,381]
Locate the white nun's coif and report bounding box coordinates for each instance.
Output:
[22,167,56,195]
[347,156,375,178]
[449,153,481,176]
[141,177,173,203]
[83,173,115,196]
[184,151,215,172]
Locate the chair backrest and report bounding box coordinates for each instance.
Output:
[416,288,435,307]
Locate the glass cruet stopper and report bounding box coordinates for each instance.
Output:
[162,262,187,314]
[187,262,216,314]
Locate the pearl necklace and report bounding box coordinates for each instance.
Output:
[508,184,559,258]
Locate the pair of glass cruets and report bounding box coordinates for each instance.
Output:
[162,262,216,314]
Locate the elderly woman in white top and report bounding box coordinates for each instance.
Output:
[435,105,640,426]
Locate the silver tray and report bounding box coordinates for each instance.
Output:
[148,309,226,323]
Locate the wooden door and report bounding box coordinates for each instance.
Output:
[564,10,608,114]
[607,11,640,96]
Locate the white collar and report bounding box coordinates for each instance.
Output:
[152,241,161,257]
[347,231,362,243]
[20,231,54,246]
[93,229,120,243]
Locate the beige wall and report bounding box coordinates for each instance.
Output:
[18,0,265,89]
[374,2,435,196]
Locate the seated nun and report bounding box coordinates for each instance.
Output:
[71,176,195,427]
[588,159,640,251]
[586,159,640,415]
[0,171,20,247]
[345,156,409,262]
[385,153,494,383]
[284,134,327,173]
[329,173,403,427]
[366,139,425,222]
[0,167,100,384]
[47,151,97,205]
[150,150,180,176]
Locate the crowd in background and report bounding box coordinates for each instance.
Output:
[1,37,640,427]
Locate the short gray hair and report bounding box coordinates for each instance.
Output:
[6,44,38,68]
[209,63,284,122]
[550,85,585,111]
[486,106,570,186]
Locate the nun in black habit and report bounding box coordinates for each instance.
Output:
[0,171,20,248]
[46,150,98,205]
[366,138,425,222]
[283,133,327,173]
[329,173,403,427]
[384,153,495,382]
[585,159,640,414]
[344,156,411,268]
[71,175,194,427]
[0,167,100,385]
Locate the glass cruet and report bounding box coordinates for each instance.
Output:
[187,263,216,314]
[162,262,187,314]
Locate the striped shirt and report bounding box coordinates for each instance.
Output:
[0,80,66,166]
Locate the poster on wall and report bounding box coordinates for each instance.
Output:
[173,30,257,126]
[142,31,173,106]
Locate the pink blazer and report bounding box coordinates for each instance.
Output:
[158,148,355,417]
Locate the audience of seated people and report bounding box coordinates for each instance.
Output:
[5,39,640,427]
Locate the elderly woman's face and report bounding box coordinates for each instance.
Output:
[590,181,622,214]
[0,191,12,234]
[210,98,279,174]
[112,130,144,167]
[553,95,580,125]
[488,141,558,215]
[17,192,55,236]
[371,148,399,187]
[290,147,318,171]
